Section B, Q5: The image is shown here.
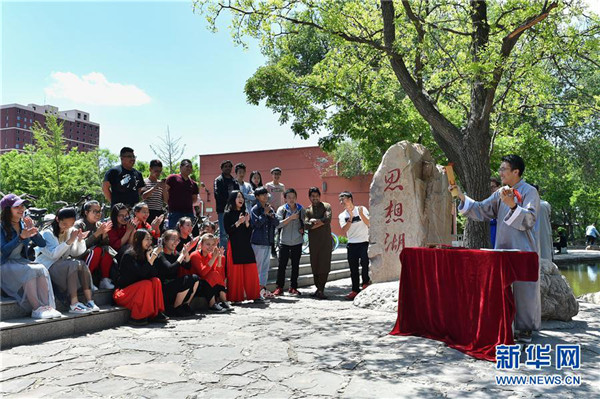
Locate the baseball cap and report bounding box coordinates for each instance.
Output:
[0,194,25,209]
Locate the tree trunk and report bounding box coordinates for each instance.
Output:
[457,124,492,249]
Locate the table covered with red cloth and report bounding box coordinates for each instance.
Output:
[390,247,539,361]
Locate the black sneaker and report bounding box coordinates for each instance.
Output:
[180,304,196,316]
[169,306,193,319]
[129,317,148,326]
[516,330,533,343]
[316,291,328,300]
[150,312,169,323]
[220,301,234,312]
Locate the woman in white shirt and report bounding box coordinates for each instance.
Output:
[36,207,99,314]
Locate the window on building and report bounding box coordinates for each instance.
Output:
[17,116,21,120]
[16,123,20,128]
[77,122,80,128]
[77,113,81,119]
[17,109,20,114]
[15,144,20,149]
[24,124,27,129]
[30,118,32,123]
[84,115,87,121]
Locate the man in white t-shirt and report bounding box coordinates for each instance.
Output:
[338,191,370,300]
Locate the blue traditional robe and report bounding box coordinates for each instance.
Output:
[459,179,541,331]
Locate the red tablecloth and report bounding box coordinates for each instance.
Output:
[390,247,539,361]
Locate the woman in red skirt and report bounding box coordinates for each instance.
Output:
[113,229,168,326]
[188,233,233,311]
[223,191,262,303]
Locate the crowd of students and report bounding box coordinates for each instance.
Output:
[0,146,373,325]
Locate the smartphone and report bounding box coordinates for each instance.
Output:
[157,237,163,248]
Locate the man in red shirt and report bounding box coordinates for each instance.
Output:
[165,159,199,229]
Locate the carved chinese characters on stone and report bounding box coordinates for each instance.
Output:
[384,168,404,192]
[368,141,453,283]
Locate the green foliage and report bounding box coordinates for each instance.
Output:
[195,0,600,236]
[327,140,373,178]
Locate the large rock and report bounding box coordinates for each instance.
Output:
[368,141,452,283]
[540,259,579,320]
[579,291,600,305]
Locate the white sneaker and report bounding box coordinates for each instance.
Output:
[99,277,115,290]
[46,307,63,318]
[85,300,100,312]
[69,302,92,314]
[32,306,54,319]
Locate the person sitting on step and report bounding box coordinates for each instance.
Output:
[35,207,99,314]
[1,193,62,319]
[113,229,169,326]
[75,200,115,290]
[155,229,201,318]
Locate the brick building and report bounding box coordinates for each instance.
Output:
[0,103,100,153]
[198,146,373,236]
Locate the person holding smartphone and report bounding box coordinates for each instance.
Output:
[251,187,280,299]
[224,191,261,303]
[338,191,370,300]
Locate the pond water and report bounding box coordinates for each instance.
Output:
[557,262,600,297]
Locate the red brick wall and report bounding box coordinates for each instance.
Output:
[198,146,373,236]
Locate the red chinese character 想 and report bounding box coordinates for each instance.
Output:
[384,200,404,224]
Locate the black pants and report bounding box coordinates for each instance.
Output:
[162,275,199,311]
[195,279,217,302]
[276,243,302,289]
[587,236,596,246]
[347,242,370,292]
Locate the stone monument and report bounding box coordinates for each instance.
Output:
[368,141,453,283]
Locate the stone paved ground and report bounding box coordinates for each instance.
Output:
[1,277,599,398]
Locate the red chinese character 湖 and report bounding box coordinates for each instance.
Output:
[384,232,405,253]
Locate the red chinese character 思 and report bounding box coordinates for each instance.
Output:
[384,233,405,253]
[384,168,403,191]
[384,200,404,224]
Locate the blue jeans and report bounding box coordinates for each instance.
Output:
[218,213,228,249]
[168,212,194,230]
[252,244,271,287]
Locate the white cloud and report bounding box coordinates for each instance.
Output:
[45,72,151,106]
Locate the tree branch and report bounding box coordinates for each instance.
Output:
[482,1,558,117]
[380,0,461,148]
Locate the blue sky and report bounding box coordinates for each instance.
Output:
[1,0,321,161]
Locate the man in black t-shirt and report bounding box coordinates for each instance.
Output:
[103,147,145,207]
[214,160,239,249]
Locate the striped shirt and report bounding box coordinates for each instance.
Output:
[144,178,164,211]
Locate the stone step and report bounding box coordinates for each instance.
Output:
[268,249,346,267]
[0,305,130,349]
[266,268,356,291]
[0,288,115,321]
[267,259,349,280]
